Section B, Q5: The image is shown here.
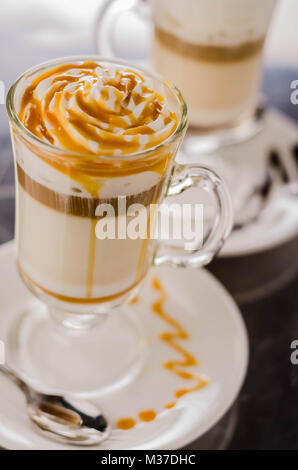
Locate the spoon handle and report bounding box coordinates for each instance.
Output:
[0,364,29,395]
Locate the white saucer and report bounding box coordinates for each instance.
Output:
[0,241,248,450]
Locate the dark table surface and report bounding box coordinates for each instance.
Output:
[0,2,297,448]
[228,67,298,450]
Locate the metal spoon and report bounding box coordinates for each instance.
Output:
[0,364,110,446]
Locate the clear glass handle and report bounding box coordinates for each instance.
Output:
[154,164,234,268]
[94,0,151,63]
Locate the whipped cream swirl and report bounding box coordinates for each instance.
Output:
[19,61,178,156]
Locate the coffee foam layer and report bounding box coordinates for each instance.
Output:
[154,0,277,46]
[17,164,165,217]
[14,137,161,199]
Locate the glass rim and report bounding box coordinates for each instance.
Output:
[6,55,188,161]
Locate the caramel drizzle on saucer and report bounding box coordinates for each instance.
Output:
[116,277,208,430]
[138,410,156,422]
[151,277,208,398]
[116,417,136,430]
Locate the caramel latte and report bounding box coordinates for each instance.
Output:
[152,0,277,128]
[13,60,179,303]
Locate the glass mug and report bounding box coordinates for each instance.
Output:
[95,0,278,149]
[6,56,233,396]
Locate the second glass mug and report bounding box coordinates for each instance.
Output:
[6,56,233,396]
[95,0,278,149]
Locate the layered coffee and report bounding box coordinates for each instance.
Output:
[153,0,277,128]
[13,61,179,304]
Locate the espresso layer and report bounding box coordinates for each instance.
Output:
[17,164,165,217]
[155,27,264,62]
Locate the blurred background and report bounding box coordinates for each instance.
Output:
[0,0,298,242]
[0,0,298,449]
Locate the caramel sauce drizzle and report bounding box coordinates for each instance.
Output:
[116,418,136,430]
[138,410,156,422]
[152,277,208,398]
[18,61,177,159]
[129,295,140,305]
[164,402,176,409]
[135,181,164,283]
[18,61,177,202]
[116,277,208,430]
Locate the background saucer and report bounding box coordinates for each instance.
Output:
[175,109,298,302]
[179,109,298,258]
[0,241,248,450]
